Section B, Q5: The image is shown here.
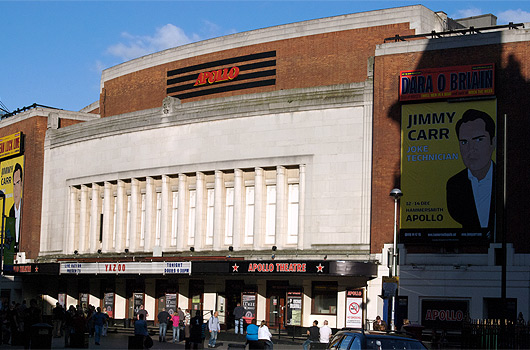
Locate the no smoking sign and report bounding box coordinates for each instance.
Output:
[349,302,360,315]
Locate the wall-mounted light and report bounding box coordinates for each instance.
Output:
[229,246,234,252]
[74,250,79,255]
[97,249,102,254]
[190,247,195,252]
[271,254,275,260]
[124,248,129,253]
[272,246,277,251]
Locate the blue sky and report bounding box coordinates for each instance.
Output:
[1,1,529,113]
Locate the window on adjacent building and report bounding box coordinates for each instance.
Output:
[312,282,337,315]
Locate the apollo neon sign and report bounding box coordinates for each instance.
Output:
[194,66,240,86]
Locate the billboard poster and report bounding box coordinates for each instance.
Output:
[0,155,24,265]
[400,99,497,243]
[400,64,494,101]
[345,290,363,328]
[104,292,115,318]
[242,292,256,324]
[286,291,302,326]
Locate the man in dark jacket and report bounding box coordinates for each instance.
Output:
[157,308,171,342]
[233,303,245,334]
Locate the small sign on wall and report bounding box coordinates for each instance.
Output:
[345,289,363,328]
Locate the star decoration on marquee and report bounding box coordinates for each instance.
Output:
[35,266,39,273]
[316,263,324,273]
[232,263,239,272]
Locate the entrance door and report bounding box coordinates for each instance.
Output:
[267,295,285,330]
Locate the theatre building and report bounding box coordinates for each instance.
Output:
[3,4,530,333]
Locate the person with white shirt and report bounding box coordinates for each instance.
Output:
[258,320,273,350]
[319,320,332,344]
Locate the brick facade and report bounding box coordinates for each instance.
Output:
[100,23,414,118]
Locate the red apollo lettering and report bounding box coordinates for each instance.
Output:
[425,309,464,321]
[195,67,240,86]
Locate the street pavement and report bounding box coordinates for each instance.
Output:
[0,329,305,350]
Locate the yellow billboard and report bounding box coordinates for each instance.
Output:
[400,99,496,243]
[0,155,24,263]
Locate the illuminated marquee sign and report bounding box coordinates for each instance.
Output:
[0,132,22,159]
[194,67,240,86]
[230,261,327,274]
[400,64,494,101]
[60,261,191,275]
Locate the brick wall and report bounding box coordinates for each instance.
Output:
[100,23,414,118]
[0,116,88,259]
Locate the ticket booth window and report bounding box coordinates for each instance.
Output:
[312,282,337,315]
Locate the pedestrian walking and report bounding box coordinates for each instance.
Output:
[208,311,220,348]
[170,309,180,343]
[233,303,245,334]
[157,307,171,342]
[92,307,107,346]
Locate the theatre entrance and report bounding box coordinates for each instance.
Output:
[266,281,288,330]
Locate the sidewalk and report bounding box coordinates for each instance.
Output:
[0,330,304,350]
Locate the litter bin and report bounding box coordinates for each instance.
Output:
[30,323,53,349]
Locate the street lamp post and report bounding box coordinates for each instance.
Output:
[389,188,402,330]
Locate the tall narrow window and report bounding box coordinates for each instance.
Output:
[155,192,162,246]
[99,196,104,243]
[244,186,254,245]
[225,187,234,245]
[265,185,276,245]
[113,197,117,249]
[188,190,196,246]
[206,189,215,246]
[287,184,299,244]
[171,192,178,246]
[140,193,146,247]
[126,195,131,248]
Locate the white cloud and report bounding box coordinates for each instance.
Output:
[107,24,197,61]
[497,9,530,24]
[454,8,483,19]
